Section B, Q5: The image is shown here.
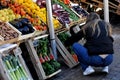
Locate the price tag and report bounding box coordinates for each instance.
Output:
[73,25,81,33]
[33,40,39,47]
[13,47,22,55]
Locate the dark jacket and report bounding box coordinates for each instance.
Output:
[65,20,114,56]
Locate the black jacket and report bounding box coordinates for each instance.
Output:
[65,20,114,55]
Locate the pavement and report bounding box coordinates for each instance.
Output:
[47,27,120,80]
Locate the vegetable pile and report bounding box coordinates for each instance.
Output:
[52,4,71,25]
[33,37,61,75]
[2,54,29,80]
[72,6,88,17]
[10,18,35,35]
[0,21,19,41]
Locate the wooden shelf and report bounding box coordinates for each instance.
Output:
[0,30,47,46]
[46,69,61,79]
[92,0,103,4]
[81,1,99,8]
[55,19,86,34]
[80,0,120,15]
[69,18,86,27]
[109,1,119,9]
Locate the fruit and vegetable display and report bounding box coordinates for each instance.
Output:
[52,0,80,21]
[0,21,19,41]
[9,18,35,35]
[15,0,61,30]
[57,32,78,62]
[33,38,61,75]
[2,54,30,80]
[72,6,88,17]
[0,0,60,31]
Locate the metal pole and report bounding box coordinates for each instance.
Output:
[46,0,57,60]
[104,0,109,22]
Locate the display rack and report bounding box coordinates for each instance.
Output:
[56,35,79,68]
[25,35,61,80]
[0,44,33,80]
[80,0,120,15]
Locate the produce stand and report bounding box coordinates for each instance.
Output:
[0,44,33,80]
[0,0,89,80]
[25,35,61,80]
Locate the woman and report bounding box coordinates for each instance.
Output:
[65,12,114,76]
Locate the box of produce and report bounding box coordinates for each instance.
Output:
[33,37,61,76]
[0,21,21,42]
[0,44,33,80]
[9,18,47,40]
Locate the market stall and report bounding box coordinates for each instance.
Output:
[0,0,118,80]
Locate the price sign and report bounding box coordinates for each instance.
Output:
[73,25,81,33]
[13,47,22,56]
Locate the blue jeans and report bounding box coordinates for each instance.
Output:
[72,43,113,71]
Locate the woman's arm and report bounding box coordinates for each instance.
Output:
[65,30,85,46]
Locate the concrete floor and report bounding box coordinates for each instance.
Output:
[48,27,120,80]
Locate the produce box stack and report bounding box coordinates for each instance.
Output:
[57,32,79,63]
[33,37,61,76]
[0,44,33,80]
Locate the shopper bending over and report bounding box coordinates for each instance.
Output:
[65,12,114,76]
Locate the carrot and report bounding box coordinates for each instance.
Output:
[72,54,79,62]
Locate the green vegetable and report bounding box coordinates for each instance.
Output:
[58,32,70,43]
[3,56,18,80]
[49,60,61,70]
[42,62,55,75]
[2,54,29,80]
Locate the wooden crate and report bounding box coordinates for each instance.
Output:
[55,35,79,68]
[0,22,21,45]
[25,36,61,80]
[0,44,33,80]
[81,0,86,2]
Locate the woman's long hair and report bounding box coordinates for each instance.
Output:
[82,12,112,37]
